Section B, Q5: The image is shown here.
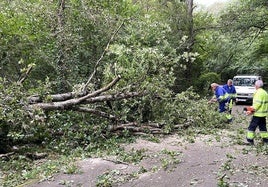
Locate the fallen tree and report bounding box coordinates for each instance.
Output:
[0,69,226,155]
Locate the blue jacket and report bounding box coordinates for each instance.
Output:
[215,86,230,113]
[223,84,237,99]
[215,86,229,103]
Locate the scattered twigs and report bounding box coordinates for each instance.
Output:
[111,122,163,134]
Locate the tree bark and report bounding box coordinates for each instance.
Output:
[29,76,122,110]
[56,0,69,92]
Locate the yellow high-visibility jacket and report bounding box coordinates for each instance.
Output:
[253,88,268,117]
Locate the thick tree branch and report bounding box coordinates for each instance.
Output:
[74,107,118,121]
[29,92,76,103]
[82,91,145,104]
[29,76,121,110]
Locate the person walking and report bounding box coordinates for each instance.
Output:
[209,83,232,122]
[245,80,268,145]
[223,79,237,114]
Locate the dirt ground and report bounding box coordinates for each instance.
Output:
[27,105,268,187]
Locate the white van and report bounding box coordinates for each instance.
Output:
[233,75,262,103]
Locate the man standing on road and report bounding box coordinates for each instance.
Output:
[209,83,232,122]
[245,80,268,145]
[223,79,237,114]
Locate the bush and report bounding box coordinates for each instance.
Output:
[194,72,221,96]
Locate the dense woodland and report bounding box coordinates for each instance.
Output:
[0,0,268,185]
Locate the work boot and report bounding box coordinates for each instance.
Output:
[262,139,268,145]
[243,142,254,146]
[244,139,254,146]
[227,118,233,123]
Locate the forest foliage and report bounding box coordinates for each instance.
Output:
[0,0,267,150]
[0,0,267,141]
[0,0,268,185]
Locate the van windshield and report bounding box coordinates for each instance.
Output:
[233,78,257,86]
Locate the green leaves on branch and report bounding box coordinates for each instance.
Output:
[105,17,176,96]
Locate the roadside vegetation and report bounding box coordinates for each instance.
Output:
[0,0,268,186]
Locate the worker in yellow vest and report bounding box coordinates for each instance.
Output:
[245,80,268,145]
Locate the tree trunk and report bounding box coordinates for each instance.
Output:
[185,0,195,89]
[56,0,69,92]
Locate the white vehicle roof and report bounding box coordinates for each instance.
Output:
[233,75,261,78]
